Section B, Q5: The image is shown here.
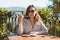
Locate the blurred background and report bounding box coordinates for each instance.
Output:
[0,0,60,40]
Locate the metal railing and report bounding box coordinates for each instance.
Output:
[7,11,24,33]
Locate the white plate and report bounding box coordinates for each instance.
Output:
[30,32,39,34]
[30,33,37,37]
[22,34,30,37]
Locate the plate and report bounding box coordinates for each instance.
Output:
[22,34,30,37]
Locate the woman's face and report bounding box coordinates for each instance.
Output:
[28,7,36,18]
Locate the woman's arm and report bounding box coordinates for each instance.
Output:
[17,24,23,35]
[39,21,48,35]
[17,15,24,35]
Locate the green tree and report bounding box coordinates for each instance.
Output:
[0,8,11,40]
[48,0,60,37]
[39,7,53,24]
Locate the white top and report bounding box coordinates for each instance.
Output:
[17,18,48,35]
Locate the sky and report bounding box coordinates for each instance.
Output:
[0,0,53,8]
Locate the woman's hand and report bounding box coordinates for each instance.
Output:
[18,15,24,24]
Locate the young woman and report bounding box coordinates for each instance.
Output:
[17,5,48,35]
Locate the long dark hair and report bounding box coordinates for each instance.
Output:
[25,5,42,22]
[26,5,36,16]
